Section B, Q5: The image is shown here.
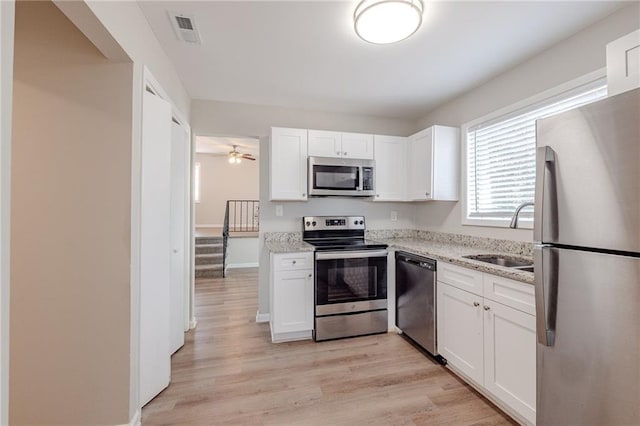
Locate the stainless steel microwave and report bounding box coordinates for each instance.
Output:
[308,156,375,197]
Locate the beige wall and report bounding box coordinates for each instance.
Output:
[195,153,259,226]
[0,1,15,423]
[413,3,640,242]
[10,2,132,424]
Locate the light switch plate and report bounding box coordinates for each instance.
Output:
[275,205,283,217]
[390,211,398,221]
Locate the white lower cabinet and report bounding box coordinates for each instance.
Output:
[437,263,536,425]
[270,252,314,342]
[483,298,537,424]
[437,283,484,384]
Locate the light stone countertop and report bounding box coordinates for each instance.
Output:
[373,237,534,285]
[263,230,534,284]
[264,240,315,253]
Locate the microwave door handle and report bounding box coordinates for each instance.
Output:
[358,167,363,191]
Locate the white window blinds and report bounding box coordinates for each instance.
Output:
[466,80,607,222]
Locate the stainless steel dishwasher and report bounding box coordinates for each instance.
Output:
[396,251,443,362]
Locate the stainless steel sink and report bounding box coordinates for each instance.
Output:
[463,254,533,268]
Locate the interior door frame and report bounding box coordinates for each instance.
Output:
[0,2,15,423]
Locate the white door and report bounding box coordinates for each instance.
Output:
[373,135,406,201]
[140,91,172,407]
[437,282,484,385]
[269,127,308,201]
[308,129,341,158]
[408,129,433,200]
[483,299,536,424]
[169,121,188,354]
[272,270,314,334]
[341,132,374,159]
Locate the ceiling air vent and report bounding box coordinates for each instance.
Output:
[168,12,202,44]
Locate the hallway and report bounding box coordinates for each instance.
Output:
[142,269,513,425]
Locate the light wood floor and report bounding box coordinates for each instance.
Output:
[142,269,515,425]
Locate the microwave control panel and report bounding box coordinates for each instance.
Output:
[362,167,374,191]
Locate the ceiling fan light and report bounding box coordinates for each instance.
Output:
[228,156,235,164]
[354,0,423,44]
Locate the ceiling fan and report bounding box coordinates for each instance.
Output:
[228,145,256,164]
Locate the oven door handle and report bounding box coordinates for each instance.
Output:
[315,250,388,260]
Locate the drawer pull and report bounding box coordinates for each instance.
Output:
[473,302,480,307]
[484,305,491,311]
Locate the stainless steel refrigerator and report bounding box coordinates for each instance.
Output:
[534,87,639,425]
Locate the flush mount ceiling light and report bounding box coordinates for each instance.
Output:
[354,0,424,44]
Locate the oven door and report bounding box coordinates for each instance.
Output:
[315,250,388,315]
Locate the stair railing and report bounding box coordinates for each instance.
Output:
[222,200,259,277]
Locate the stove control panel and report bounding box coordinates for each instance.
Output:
[303,216,365,231]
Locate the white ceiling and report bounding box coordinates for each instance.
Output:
[139,1,624,119]
[195,135,260,156]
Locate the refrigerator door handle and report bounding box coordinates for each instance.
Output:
[534,244,558,346]
[534,145,557,243]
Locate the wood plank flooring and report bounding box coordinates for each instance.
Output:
[142,269,515,425]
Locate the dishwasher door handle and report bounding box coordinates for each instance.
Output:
[400,257,435,270]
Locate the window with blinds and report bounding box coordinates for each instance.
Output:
[466,79,607,223]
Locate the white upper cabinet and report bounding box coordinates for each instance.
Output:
[308,130,342,158]
[407,125,460,201]
[341,132,374,159]
[270,127,308,201]
[606,29,640,96]
[308,129,374,159]
[373,135,407,201]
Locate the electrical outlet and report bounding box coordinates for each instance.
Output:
[275,205,284,217]
[390,211,398,221]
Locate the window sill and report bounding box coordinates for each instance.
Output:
[462,217,533,230]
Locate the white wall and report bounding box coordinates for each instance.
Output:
[191,99,417,316]
[227,238,259,268]
[413,3,640,242]
[195,153,259,226]
[0,1,15,423]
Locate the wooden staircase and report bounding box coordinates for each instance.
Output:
[195,236,224,279]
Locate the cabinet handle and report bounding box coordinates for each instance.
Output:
[473,302,480,307]
[308,273,312,278]
[302,193,306,197]
[292,260,297,264]
[483,305,491,311]
[336,151,340,155]
[425,192,430,196]
[343,152,347,156]
[376,194,380,198]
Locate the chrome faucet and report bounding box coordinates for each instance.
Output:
[509,202,535,228]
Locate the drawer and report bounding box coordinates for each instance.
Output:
[483,274,535,315]
[272,252,313,272]
[437,262,484,296]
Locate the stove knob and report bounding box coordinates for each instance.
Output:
[312,221,317,226]
[353,220,358,225]
[359,220,364,225]
[305,221,311,227]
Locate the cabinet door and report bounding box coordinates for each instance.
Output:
[342,132,374,159]
[407,128,433,200]
[308,130,342,158]
[373,135,406,201]
[272,269,314,334]
[437,282,483,385]
[270,127,308,200]
[483,299,536,425]
[606,29,640,96]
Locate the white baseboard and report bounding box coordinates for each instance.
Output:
[195,224,223,228]
[116,409,140,426]
[189,317,197,329]
[255,311,270,323]
[227,262,259,269]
